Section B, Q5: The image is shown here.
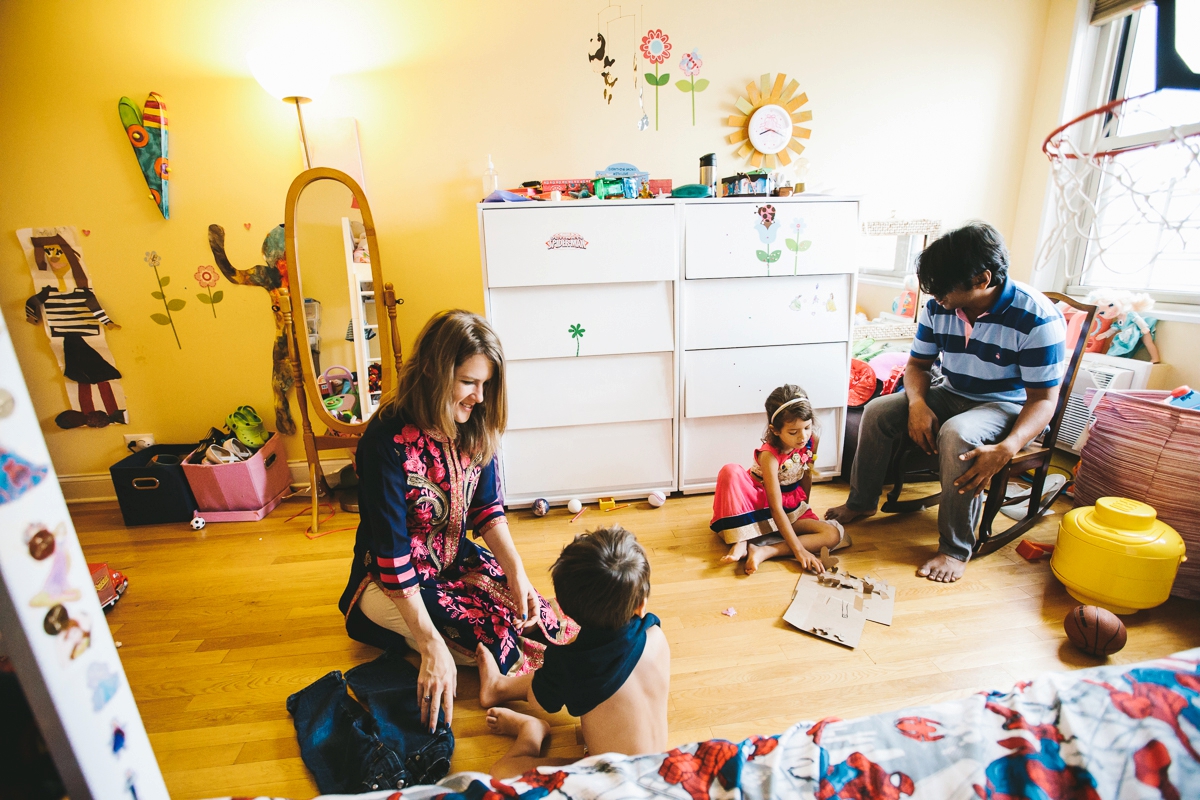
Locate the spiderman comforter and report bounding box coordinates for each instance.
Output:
[226,648,1200,800]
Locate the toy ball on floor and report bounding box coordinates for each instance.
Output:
[648,490,666,508]
[532,498,550,517]
[190,517,206,531]
[567,498,583,514]
[1064,605,1126,657]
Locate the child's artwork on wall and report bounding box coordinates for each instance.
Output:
[207,223,297,435]
[17,227,129,428]
[640,29,672,130]
[143,251,185,348]
[117,93,169,219]
[569,323,586,356]
[675,50,708,125]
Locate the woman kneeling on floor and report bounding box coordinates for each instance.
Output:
[338,310,576,732]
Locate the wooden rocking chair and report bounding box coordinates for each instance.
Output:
[879,292,1096,557]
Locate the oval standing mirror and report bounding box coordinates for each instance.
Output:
[284,168,401,437]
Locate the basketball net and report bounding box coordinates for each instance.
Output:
[1035,92,1200,286]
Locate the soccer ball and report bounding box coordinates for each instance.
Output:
[190,516,206,530]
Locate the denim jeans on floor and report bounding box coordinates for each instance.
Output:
[287,652,454,794]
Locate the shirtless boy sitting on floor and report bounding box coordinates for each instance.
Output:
[476,525,670,778]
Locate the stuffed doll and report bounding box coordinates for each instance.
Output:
[1085,288,1161,363]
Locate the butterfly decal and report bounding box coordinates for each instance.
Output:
[118,92,169,219]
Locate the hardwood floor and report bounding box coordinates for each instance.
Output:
[71,482,1200,799]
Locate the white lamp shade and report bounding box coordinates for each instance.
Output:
[248,41,332,101]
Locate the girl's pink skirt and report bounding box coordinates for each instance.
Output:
[710,463,819,544]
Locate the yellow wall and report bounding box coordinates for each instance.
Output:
[1,0,1091,484]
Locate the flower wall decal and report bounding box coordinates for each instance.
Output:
[754,205,782,273]
[145,250,184,348]
[675,50,708,126]
[640,29,672,130]
[194,264,224,317]
[568,323,586,357]
[785,218,813,275]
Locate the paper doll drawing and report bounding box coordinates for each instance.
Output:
[18,227,128,428]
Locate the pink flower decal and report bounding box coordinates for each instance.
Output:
[194,265,219,288]
[679,50,702,77]
[640,29,671,64]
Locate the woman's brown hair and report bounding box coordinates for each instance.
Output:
[379,310,507,462]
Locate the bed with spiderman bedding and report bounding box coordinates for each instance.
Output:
[215,647,1200,800]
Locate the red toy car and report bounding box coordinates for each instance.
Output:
[88,562,128,610]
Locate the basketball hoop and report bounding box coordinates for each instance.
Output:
[1035,91,1200,286]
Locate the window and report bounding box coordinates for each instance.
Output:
[1065,4,1200,305]
[859,219,941,280]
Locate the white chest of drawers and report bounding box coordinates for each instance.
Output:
[478,196,858,506]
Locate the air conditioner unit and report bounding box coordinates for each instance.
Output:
[1057,353,1154,453]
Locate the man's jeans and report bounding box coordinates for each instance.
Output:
[287,651,454,794]
[847,386,1021,561]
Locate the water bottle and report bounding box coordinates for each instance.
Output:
[1166,385,1200,410]
[482,155,499,199]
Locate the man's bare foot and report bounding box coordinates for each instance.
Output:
[824,504,876,526]
[917,553,966,583]
[745,543,767,575]
[476,643,503,709]
[486,707,550,747]
[720,541,748,564]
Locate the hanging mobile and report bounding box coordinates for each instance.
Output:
[635,52,650,131]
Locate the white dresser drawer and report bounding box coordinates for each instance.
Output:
[507,352,674,430]
[683,343,848,418]
[684,200,858,279]
[681,408,841,488]
[501,419,674,502]
[483,204,677,287]
[682,274,851,350]
[490,281,674,361]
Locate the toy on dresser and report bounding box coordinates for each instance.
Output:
[1084,289,1160,362]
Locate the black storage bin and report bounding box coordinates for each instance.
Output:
[110,444,199,526]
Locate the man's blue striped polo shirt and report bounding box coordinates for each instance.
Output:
[910,279,1067,404]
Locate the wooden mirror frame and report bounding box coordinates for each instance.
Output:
[282,167,403,529]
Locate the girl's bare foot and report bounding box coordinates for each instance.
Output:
[476,643,502,708]
[824,504,876,526]
[720,541,748,564]
[487,707,550,748]
[917,553,966,583]
[745,543,767,575]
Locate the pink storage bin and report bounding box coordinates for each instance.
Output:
[181,432,292,521]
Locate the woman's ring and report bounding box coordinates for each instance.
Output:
[424,695,432,701]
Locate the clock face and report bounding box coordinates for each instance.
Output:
[747,104,793,155]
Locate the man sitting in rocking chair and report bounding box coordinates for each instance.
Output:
[826,222,1067,583]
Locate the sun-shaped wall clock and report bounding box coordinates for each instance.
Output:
[726,73,811,169]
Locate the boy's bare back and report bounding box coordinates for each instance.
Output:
[579,623,670,755]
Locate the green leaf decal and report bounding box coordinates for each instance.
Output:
[785,239,799,252]
[211,290,224,303]
[756,250,769,262]
[649,72,670,86]
[159,275,170,287]
[197,293,212,304]
[150,313,171,325]
[675,79,693,92]
[166,298,186,311]
[151,291,164,300]
[797,240,813,252]
[693,78,710,92]
[767,250,782,263]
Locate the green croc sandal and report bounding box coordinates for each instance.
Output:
[226,409,267,449]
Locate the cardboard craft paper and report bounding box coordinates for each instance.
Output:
[784,572,867,648]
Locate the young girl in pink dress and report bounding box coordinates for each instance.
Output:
[711,384,846,574]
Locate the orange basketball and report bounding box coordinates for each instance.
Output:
[1064,605,1127,657]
